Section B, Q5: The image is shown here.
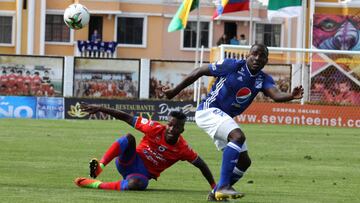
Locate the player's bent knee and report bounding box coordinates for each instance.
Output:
[127,177,148,190]
[228,129,246,144]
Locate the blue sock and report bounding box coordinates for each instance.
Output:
[218,141,242,188]
[230,167,244,186]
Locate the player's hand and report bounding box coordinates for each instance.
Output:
[162,86,176,100]
[80,102,102,114]
[292,85,304,99]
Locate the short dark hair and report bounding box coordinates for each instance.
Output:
[169,111,187,121]
[250,44,269,57]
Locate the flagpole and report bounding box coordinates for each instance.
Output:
[193,2,200,102]
[301,0,308,104]
[308,0,315,104]
[197,45,204,107]
[249,0,253,45]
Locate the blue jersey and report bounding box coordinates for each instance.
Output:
[198,58,275,117]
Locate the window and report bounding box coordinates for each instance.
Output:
[0,16,13,44]
[117,17,144,45]
[255,24,281,47]
[46,14,70,42]
[183,21,210,48]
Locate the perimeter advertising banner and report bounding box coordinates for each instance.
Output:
[36,97,64,119]
[64,98,197,121]
[236,102,360,128]
[0,96,65,119]
[0,96,37,118]
[65,98,359,128]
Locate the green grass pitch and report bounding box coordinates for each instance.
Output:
[0,119,359,202]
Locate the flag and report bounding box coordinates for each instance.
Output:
[213,0,249,19]
[267,0,302,20]
[168,0,199,32]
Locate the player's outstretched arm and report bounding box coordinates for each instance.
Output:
[192,156,216,189]
[80,102,133,125]
[163,65,212,100]
[264,85,304,102]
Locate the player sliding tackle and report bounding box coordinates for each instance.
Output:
[74,103,216,196]
[163,44,304,201]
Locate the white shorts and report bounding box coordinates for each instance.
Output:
[195,107,248,151]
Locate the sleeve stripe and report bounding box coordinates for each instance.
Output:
[131,116,138,127]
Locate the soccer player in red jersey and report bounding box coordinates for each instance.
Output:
[74,103,216,196]
[7,69,17,87]
[0,70,8,87]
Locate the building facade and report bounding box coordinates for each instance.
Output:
[0,0,295,61]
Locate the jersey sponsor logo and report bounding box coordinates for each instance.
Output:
[236,87,252,104]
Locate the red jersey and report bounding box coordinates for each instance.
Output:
[134,117,198,179]
[7,73,16,86]
[0,75,8,86]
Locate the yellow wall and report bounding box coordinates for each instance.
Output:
[316,7,359,15]
[45,44,74,56]
[47,0,74,9]
[119,3,163,13]
[79,0,121,11]
[21,10,28,54]
[34,0,42,54]
[0,2,15,10]
[0,47,15,54]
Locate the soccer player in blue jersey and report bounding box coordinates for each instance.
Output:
[163,44,304,201]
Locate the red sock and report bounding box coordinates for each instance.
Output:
[99,181,121,190]
[100,141,121,166]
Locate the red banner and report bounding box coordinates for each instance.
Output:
[236,102,360,128]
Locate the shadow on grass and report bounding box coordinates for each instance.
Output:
[146,188,208,194]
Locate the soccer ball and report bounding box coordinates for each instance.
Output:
[63,3,90,30]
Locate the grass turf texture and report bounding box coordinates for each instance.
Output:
[0,119,359,203]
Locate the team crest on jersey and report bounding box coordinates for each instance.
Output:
[255,77,263,89]
[255,81,262,89]
[236,87,252,104]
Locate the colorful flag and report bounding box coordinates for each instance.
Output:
[213,0,249,19]
[168,0,199,32]
[267,0,302,20]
